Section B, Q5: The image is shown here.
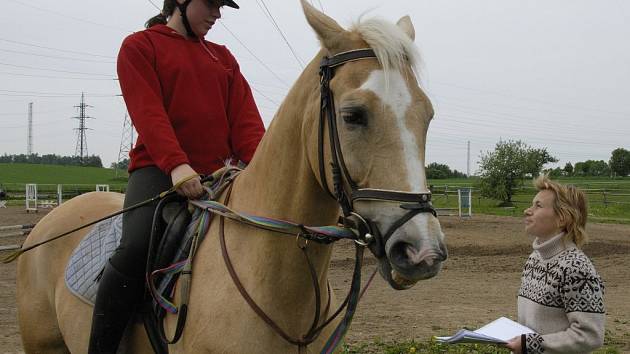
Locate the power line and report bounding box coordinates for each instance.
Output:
[219,22,291,88]
[0,89,119,97]
[0,48,115,64]
[432,115,625,147]
[0,61,112,77]
[316,0,325,12]
[251,87,280,106]
[141,1,292,89]
[0,106,70,115]
[0,37,115,59]
[312,0,325,12]
[7,0,131,33]
[147,0,161,11]
[0,118,71,129]
[432,92,626,124]
[431,81,630,117]
[255,0,306,68]
[0,71,117,81]
[433,98,629,138]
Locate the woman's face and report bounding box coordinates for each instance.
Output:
[184,0,222,37]
[524,190,563,239]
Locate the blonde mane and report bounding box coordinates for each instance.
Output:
[351,17,422,80]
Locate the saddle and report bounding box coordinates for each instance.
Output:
[65,166,242,354]
[64,198,192,306]
[64,197,194,354]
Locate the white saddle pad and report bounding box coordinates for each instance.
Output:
[64,215,123,306]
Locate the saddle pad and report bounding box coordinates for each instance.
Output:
[64,214,123,306]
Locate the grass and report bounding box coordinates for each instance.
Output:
[0,164,628,222]
[342,339,510,353]
[0,163,127,185]
[429,177,630,224]
[341,338,623,353]
[0,163,128,203]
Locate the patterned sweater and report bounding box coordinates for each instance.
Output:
[517,233,605,354]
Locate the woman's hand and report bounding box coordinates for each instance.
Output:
[505,335,522,354]
[170,164,204,199]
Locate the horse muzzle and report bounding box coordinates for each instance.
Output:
[380,227,448,290]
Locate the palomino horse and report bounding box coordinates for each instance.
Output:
[16,1,446,353]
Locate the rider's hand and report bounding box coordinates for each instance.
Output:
[170,164,204,199]
[505,335,522,354]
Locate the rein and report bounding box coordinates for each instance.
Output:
[215,181,378,354]
[152,48,439,353]
[1,174,202,264]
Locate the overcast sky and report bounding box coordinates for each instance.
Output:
[1,0,629,174]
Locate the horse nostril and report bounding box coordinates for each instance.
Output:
[389,241,412,267]
[389,241,444,268]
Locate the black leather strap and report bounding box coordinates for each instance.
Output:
[317,48,437,260]
[352,189,431,204]
[320,49,377,68]
[176,0,195,38]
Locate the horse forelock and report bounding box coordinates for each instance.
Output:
[350,17,422,83]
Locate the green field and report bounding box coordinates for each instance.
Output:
[0,163,127,184]
[428,176,630,224]
[1,163,628,223]
[0,163,128,202]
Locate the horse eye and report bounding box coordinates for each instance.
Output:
[341,108,367,126]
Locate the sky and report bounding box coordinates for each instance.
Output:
[1,0,629,175]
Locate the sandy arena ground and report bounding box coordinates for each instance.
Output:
[1,206,629,353]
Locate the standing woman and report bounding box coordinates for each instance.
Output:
[88,0,265,352]
[506,176,605,354]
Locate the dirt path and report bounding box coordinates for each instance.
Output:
[1,207,629,353]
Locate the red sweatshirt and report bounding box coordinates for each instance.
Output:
[117,24,265,175]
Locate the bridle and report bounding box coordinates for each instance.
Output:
[318,48,437,259]
[156,49,443,354]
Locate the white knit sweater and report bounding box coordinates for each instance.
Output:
[517,233,605,354]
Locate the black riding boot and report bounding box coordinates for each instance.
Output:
[88,260,144,354]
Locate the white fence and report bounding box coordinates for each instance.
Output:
[0,183,125,210]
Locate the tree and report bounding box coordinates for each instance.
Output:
[426,162,467,179]
[426,162,450,179]
[111,158,129,171]
[609,148,630,177]
[478,140,557,205]
[0,153,103,167]
[524,148,558,177]
[545,167,564,177]
[574,160,610,177]
[563,162,573,176]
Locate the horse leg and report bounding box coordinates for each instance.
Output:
[17,253,70,354]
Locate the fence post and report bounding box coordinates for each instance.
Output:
[25,183,38,213]
[602,189,607,208]
[57,184,63,206]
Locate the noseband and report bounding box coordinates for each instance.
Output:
[318,49,437,258]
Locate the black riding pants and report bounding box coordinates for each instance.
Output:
[109,166,172,279]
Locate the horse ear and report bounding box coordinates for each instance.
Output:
[396,15,415,41]
[301,0,345,50]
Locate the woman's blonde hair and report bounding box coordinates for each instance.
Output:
[533,175,588,247]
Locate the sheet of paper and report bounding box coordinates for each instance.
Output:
[435,317,536,345]
[474,317,535,341]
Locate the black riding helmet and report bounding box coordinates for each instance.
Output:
[177,0,239,38]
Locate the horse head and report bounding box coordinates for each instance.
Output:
[301,0,447,290]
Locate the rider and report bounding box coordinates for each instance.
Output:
[88,0,265,352]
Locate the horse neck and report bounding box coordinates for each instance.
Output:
[234,56,338,228]
[224,57,340,305]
